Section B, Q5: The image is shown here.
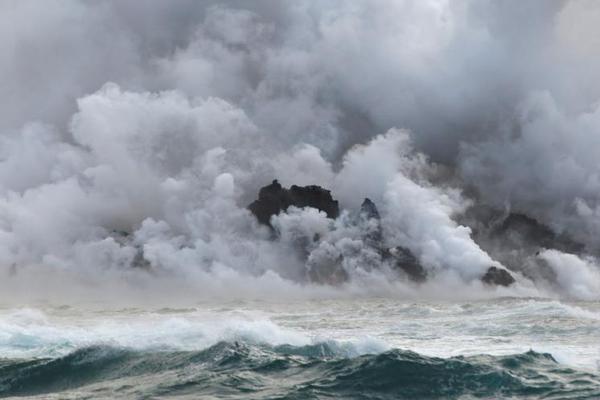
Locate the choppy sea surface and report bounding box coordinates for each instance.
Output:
[0,297,599,399]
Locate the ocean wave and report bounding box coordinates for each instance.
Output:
[1,342,599,399]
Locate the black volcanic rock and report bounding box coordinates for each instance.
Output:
[481,266,515,287]
[462,205,588,284]
[358,198,427,282]
[360,198,383,247]
[360,198,380,220]
[386,246,427,283]
[249,184,427,284]
[248,180,339,227]
[496,213,584,254]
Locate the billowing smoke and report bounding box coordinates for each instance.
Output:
[1,0,600,303]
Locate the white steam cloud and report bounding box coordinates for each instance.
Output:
[1,0,600,303]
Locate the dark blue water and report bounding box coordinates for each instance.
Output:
[1,341,599,399]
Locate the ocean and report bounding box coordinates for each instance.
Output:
[1,297,599,399]
[3,4,600,399]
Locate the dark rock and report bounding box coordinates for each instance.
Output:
[288,184,340,219]
[360,198,380,220]
[386,246,427,283]
[248,180,288,226]
[358,198,427,283]
[357,198,385,258]
[481,266,515,287]
[497,213,584,254]
[466,206,585,260]
[131,248,151,269]
[249,186,428,284]
[360,198,383,247]
[462,205,587,283]
[111,230,151,270]
[248,180,339,227]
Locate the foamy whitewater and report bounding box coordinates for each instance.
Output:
[2,1,600,398]
[0,299,599,399]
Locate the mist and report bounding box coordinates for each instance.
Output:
[1,0,600,303]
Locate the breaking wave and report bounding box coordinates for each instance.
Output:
[1,342,598,399]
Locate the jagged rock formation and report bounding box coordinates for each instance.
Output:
[360,198,381,220]
[359,198,427,282]
[359,198,383,246]
[248,180,339,227]
[248,181,428,284]
[481,266,515,287]
[386,246,427,283]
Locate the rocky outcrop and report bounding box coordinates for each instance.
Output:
[465,206,585,273]
[248,180,339,227]
[248,182,426,284]
[481,266,515,287]
[496,213,583,254]
[386,246,427,283]
[460,205,588,287]
[359,198,427,282]
[360,198,381,220]
[360,198,383,246]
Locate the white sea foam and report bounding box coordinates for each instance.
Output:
[1,298,599,372]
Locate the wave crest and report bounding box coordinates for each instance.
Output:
[1,342,598,399]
